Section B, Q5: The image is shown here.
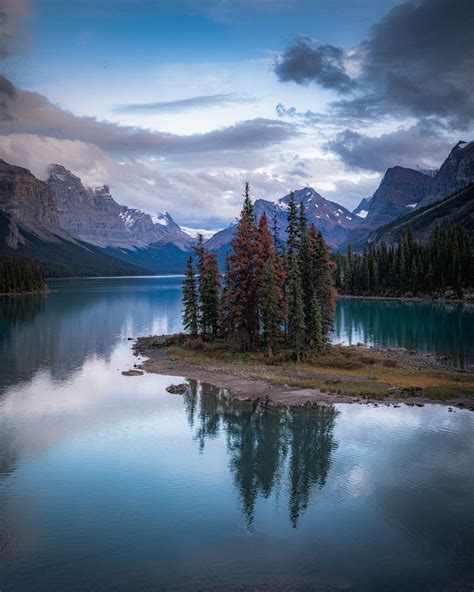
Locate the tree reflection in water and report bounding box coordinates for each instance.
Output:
[182,380,338,529]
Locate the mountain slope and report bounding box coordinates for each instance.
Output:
[206,187,359,253]
[418,141,474,206]
[351,183,474,249]
[0,210,151,277]
[361,166,432,228]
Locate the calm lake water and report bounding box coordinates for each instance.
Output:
[0,276,473,592]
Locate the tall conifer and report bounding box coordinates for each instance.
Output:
[182,256,199,336]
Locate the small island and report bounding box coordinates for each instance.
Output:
[134,186,474,411]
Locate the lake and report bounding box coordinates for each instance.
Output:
[0,276,473,591]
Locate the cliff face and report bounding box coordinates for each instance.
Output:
[420,141,474,206]
[0,160,60,229]
[47,165,140,249]
[48,164,193,250]
[362,166,432,228]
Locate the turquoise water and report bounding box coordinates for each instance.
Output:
[0,277,473,591]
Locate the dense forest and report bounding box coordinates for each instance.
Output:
[0,256,47,294]
[334,225,473,298]
[182,185,335,360]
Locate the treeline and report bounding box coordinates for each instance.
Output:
[0,256,47,294]
[182,184,335,359]
[334,225,473,298]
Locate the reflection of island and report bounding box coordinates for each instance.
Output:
[183,381,338,529]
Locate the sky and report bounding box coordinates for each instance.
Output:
[0,0,472,229]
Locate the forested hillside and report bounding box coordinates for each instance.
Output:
[335,225,473,298]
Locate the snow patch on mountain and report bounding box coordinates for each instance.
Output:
[181,227,221,240]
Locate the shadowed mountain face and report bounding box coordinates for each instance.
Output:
[359,166,432,229]
[357,183,474,249]
[353,141,474,231]
[420,141,474,206]
[206,187,360,254]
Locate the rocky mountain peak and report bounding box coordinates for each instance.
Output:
[206,185,360,252]
[419,140,474,206]
[361,166,432,228]
[0,159,60,231]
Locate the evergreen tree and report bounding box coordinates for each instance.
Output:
[255,213,285,356]
[307,293,324,353]
[200,252,220,337]
[224,185,259,350]
[287,249,306,361]
[286,191,299,256]
[193,235,220,338]
[182,256,199,336]
[308,225,335,336]
[260,258,281,357]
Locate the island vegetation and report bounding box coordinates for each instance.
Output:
[182,183,335,361]
[0,255,47,295]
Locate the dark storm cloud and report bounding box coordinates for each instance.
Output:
[0,77,298,156]
[352,0,474,127]
[114,93,251,114]
[326,125,451,172]
[275,36,355,93]
[276,0,474,128]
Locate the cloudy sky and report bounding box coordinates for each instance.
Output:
[0,0,472,229]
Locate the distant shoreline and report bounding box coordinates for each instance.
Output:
[338,294,473,303]
[0,287,49,297]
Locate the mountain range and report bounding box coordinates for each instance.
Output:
[0,141,472,276]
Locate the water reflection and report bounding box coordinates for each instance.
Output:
[333,298,474,369]
[183,381,338,528]
[0,277,183,392]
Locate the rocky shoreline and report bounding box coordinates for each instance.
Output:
[131,336,474,411]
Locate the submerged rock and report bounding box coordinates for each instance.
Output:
[122,369,144,376]
[166,383,188,394]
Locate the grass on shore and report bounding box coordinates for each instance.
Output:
[161,337,474,403]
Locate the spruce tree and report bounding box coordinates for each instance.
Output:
[260,258,281,357]
[287,249,306,361]
[182,256,199,336]
[307,293,324,353]
[200,252,220,338]
[255,213,285,355]
[308,225,335,336]
[286,191,299,256]
[224,184,259,350]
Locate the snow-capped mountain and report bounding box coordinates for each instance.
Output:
[181,226,221,240]
[206,186,360,252]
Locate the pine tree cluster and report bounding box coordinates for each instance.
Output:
[334,226,473,298]
[182,185,335,360]
[0,256,46,294]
